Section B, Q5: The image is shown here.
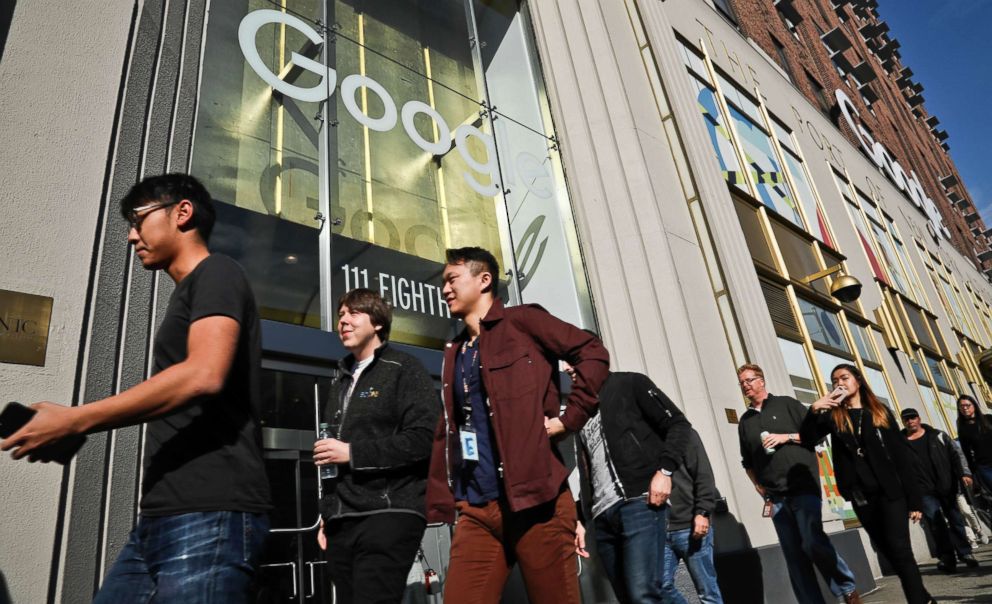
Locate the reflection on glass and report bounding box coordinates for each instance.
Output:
[843,199,887,284]
[726,105,803,227]
[863,366,893,410]
[917,386,951,433]
[771,222,827,295]
[798,298,850,352]
[783,152,830,244]
[848,322,877,364]
[733,198,776,267]
[692,81,747,193]
[868,220,908,296]
[192,0,323,327]
[815,349,852,392]
[191,0,597,345]
[939,391,959,436]
[911,353,931,385]
[778,337,819,404]
[924,355,952,392]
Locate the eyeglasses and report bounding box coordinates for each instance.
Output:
[126,202,176,230]
[738,376,762,387]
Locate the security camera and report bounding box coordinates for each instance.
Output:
[829,274,862,303]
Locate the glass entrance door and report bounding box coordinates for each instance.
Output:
[255,365,335,603]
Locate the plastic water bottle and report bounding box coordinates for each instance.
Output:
[318,422,338,479]
[760,431,776,455]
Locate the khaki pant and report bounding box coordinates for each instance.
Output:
[443,488,580,604]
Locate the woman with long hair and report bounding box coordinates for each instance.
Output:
[803,364,934,604]
[957,394,992,494]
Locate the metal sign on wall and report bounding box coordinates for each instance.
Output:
[0,289,54,366]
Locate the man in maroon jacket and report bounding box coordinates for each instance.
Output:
[426,247,610,603]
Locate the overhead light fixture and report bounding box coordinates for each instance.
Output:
[801,264,863,303]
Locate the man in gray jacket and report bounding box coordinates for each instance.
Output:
[661,429,724,604]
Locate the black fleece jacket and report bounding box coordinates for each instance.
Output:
[901,424,965,496]
[319,344,440,521]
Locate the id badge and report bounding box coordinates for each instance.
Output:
[762,500,774,518]
[460,429,480,461]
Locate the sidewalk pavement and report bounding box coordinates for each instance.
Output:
[862,544,992,603]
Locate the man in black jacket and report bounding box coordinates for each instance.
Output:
[572,367,691,603]
[900,408,979,571]
[313,289,440,603]
[737,364,860,604]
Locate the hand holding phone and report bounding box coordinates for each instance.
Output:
[0,402,87,464]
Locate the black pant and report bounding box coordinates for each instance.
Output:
[921,494,971,561]
[854,496,930,604]
[324,512,427,604]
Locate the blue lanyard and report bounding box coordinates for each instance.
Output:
[459,340,479,429]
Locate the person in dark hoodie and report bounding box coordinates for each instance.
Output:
[900,407,978,571]
[957,394,992,495]
[661,428,723,604]
[569,363,692,604]
[312,289,439,604]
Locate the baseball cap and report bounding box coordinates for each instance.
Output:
[900,408,920,420]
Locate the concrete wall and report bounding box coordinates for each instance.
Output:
[0,2,136,602]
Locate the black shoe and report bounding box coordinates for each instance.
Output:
[960,553,980,567]
[937,558,957,573]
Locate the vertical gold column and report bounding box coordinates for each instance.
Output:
[358,13,375,243]
[275,0,287,216]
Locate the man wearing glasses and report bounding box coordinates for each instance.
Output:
[2,174,272,602]
[736,364,861,604]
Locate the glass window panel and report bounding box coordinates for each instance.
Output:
[798,299,850,352]
[917,386,951,433]
[863,366,893,410]
[856,190,880,223]
[191,0,597,346]
[783,152,830,244]
[848,321,878,364]
[925,355,952,392]
[815,349,853,392]
[926,315,950,357]
[844,200,887,284]
[733,198,777,268]
[891,233,922,301]
[905,305,936,351]
[770,222,829,295]
[778,337,819,404]
[868,220,909,296]
[726,105,804,227]
[677,39,709,81]
[939,391,959,436]
[772,119,795,153]
[719,75,762,122]
[938,278,970,336]
[691,80,748,193]
[911,352,931,385]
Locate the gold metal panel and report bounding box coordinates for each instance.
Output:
[0,289,53,366]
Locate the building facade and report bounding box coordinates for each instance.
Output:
[2,1,992,603]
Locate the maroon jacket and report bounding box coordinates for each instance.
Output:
[425,299,610,523]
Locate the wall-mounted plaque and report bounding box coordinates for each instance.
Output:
[725,408,740,424]
[0,289,54,366]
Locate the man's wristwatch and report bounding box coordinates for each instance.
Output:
[660,469,673,476]
[696,510,711,518]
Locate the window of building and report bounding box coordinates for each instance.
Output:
[770,34,794,82]
[712,0,739,25]
[806,70,832,114]
[773,119,834,246]
[834,172,886,284]
[799,299,850,353]
[778,337,820,404]
[190,0,596,347]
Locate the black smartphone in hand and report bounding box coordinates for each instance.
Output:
[0,402,87,464]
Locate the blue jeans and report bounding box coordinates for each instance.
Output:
[975,464,992,495]
[93,511,270,603]
[770,494,857,604]
[661,527,723,604]
[594,498,668,603]
[921,494,971,559]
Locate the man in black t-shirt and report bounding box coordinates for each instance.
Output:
[2,174,272,602]
[900,407,978,572]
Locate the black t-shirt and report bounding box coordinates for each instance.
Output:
[738,394,820,496]
[849,409,880,495]
[140,254,272,516]
[907,435,936,495]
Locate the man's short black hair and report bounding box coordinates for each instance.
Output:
[445,247,499,296]
[120,173,217,242]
